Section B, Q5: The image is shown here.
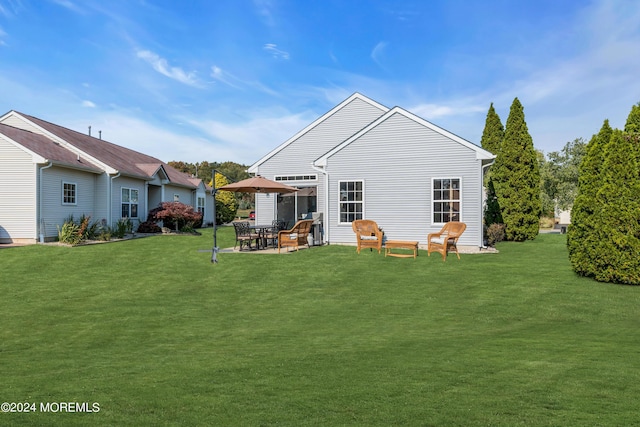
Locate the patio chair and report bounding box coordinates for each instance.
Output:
[278,219,314,253]
[427,221,467,261]
[351,219,383,254]
[264,219,287,247]
[233,221,260,251]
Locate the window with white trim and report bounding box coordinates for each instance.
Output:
[121,188,139,218]
[62,182,77,205]
[339,180,363,223]
[197,196,205,217]
[433,178,460,223]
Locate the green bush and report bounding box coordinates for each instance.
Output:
[113,218,133,239]
[57,221,83,245]
[57,214,103,245]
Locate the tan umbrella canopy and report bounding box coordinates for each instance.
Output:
[211,175,297,264]
[282,186,316,197]
[218,175,298,194]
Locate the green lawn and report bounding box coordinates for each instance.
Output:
[1,230,639,426]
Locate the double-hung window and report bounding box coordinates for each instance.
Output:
[339,180,363,223]
[197,196,205,217]
[62,182,77,205]
[121,188,139,218]
[433,178,460,223]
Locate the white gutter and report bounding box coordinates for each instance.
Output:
[109,172,121,227]
[311,163,329,244]
[480,160,495,249]
[38,161,53,242]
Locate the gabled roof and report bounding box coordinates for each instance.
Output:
[0,123,103,173]
[248,92,389,173]
[2,111,200,189]
[314,106,495,166]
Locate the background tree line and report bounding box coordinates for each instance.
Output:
[168,160,252,224]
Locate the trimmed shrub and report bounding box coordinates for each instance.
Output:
[137,221,162,234]
[149,202,203,232]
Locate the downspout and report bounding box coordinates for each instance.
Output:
[109,172,121,227]
[480,160,495,249]
[311,163,329,244]
[38,161,53,242]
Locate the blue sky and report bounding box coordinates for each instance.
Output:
[1,0,639,165]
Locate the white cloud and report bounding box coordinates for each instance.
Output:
[263,43,290,60]
[210,65,241,89]
[50,0,83,13]
[186,110,314,164]
[82,100,96,108]
[136,49,202,87]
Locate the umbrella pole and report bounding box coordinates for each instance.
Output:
[211,169,219,264]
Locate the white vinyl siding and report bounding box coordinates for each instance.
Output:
[0,138,37,241]
[40,167,98,238]
[324,112,484,246]
[110,176,145,227]
[253,97,387,225]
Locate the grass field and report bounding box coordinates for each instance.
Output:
[1,230,639,426]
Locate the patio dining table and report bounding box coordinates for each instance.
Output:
[249,224,277,249]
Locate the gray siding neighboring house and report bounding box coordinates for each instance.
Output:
[248,93,495,248]
[0,111,214,243]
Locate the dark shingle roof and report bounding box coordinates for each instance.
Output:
[15,112,198,188]
[0,123,102,172]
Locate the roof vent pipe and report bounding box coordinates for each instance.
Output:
[99,130,102,140]
[88,125,91,136]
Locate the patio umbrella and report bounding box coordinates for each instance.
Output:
[217,175,299,194]
[211,175,297,263]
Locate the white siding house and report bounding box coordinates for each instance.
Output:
[248,93,495,248]
[0,111,214,243]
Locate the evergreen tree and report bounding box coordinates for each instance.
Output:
[480,103,504,227]
[624,102,640,170]
[567,120,612,278]
[480,103,504,155]
[592,129,640,284]
[624,102,640,133]
[492,98,540,241]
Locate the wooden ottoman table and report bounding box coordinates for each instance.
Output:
[384,240,419,259]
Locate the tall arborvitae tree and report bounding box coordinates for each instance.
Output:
[492,98,541,241]
[592,129,640,284]
[567,120,612,278]
[480,103,504,226]
[480,103,504,155]
[624,102,640,133]
[625,102,640,169]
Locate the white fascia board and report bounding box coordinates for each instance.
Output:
[248,92,390,173]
